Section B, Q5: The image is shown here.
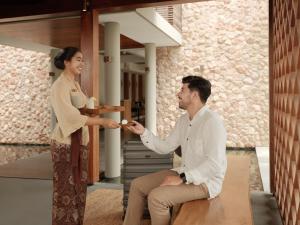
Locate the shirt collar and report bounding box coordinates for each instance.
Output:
[189,105,207,122]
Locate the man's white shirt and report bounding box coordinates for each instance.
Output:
[140,105,227,198]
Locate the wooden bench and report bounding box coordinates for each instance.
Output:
[173,155,253,225]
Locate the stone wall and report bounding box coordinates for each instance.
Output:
[157,0,269,147]
[0,45,51,144]
[0,145,50,165]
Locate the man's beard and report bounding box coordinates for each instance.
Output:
[178,102,186,110]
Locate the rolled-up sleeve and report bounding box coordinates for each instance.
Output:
[140,120,182,154]
[50,82,88,138]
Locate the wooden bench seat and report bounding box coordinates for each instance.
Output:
[173,155,253,225]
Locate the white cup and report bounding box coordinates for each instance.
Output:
[86,97,96,109]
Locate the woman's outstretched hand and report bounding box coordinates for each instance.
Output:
[102,118,120,129]
[126,121,145,135]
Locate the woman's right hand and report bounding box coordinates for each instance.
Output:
[101,118,120,129]
[85,117,120,128]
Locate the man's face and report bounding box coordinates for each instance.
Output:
[176,83,193,109]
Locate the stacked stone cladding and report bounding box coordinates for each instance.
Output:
[156,0,269,147]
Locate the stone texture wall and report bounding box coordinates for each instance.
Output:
[157,0,269,147]
[0,45,51,144]
[0,145,50,165]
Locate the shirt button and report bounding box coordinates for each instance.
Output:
[186,138,189,141]
[189,124,192,127]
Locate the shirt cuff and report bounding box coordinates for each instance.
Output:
[140,128,149,139]
[184,171,193,184]
[140,129,151,145]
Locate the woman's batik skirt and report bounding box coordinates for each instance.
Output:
[51,141,88,225]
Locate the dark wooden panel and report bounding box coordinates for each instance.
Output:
[0,0,81,20]
[0,17,81,48]
[124,72,130,99]
[0,17,143,49]
[94,0,201,13]
[80,9,100,184]
[0,0,205,20]
[138,75,144,101]
[131,73,137,102]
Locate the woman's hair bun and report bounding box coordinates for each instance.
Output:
[54,50,65,70]
[53,47,80,70]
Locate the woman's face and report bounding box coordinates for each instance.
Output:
[64,51,84,76]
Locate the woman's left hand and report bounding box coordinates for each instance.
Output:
[102,118,120,129]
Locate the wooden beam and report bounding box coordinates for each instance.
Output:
[93,0,203,13]
[0,18,142,50]
[0,0,81,20]
[0,0,205,20]
[80,9,100,184]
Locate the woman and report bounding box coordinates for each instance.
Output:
[50,47,120,225]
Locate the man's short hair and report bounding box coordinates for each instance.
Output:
[182,76,211,103]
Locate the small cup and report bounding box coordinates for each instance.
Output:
[86,97,96,109]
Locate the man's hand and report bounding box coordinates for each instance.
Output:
[126,121,145,135]
[160,175,183,186]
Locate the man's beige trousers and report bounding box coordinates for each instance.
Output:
[123,170,209,225]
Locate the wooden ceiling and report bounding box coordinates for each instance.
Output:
[0,0,199,20]
[0,16,143,49]
[0,0,201,49]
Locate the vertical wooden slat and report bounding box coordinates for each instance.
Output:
[272,0,300,224]
[138,74,143,101]
[155,5,182,32]
[124,72,130,99]
[80,9,100,184]
[132,73,137,102]
[121,99,132,138]
[270,0,275,194]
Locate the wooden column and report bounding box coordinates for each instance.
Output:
[131,73,137,102]
[138,74,143,101]
[80,9,100,184]
[123,72,130,99]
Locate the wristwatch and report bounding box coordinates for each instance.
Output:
[179,172,187,183]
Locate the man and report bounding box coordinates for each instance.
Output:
[123,76,227,225]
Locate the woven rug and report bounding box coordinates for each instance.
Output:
[84,189,151,225]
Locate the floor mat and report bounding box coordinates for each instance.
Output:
[84,188,151,225]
